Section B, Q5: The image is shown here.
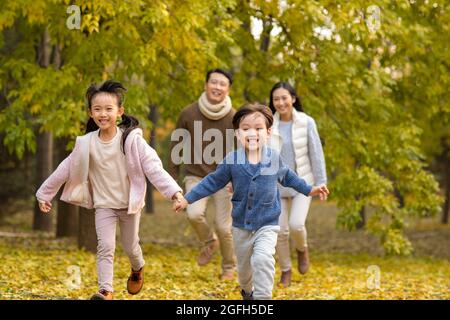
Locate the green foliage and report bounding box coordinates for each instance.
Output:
[218,0,446,254]
[0,0,447,254]
[0,0,238,149]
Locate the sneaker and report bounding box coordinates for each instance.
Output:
[241,289,254,300]
[127,267,144,295]
[279,269,292,287]
[219,269,235,281]
[297,248,310,274]
[197,239,219,266]
[90,289,113,300]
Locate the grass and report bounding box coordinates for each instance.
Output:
[0,196,449,300]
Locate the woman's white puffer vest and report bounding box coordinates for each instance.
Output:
[269,109,315,185]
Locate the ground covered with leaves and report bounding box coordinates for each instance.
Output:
[0,198,449,300]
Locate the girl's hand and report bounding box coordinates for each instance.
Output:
[308,185,329,201]
[172,192,184,202]
[38,200,52,213]
[172,197,188,213]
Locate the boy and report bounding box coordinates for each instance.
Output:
[174,103,329,299]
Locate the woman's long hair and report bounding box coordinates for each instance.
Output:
[85,80,139,153]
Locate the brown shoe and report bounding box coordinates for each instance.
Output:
[279,270,292,287]
[127,267,144,295]
[219,269,235,281]
[297,248,310,274]
[90,289,113,300]
[197,239,219,266]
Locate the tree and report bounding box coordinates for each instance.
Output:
[56,138,79,237]
[217,0,444,254]
[0,0,446,254]
[145,104,158,214]
[0,0,238,249]
[78,207,96,253]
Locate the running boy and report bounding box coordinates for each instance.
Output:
[174,103,329,299]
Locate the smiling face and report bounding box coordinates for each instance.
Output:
[204,72,231,104]
[89,92,124,132]
[272,87,295,120]
[236,112,271,152]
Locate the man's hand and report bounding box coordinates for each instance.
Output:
[308,185,330,201]
[38,200,52,213]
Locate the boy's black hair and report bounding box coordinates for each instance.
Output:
[85,80,139,153]
[269,81,303,113]
[205,68,233,85]
[232,103,273,130]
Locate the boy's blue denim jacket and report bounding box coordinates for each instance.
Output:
[185,146,313,231]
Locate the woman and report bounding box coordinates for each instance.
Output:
[268,82,327,287]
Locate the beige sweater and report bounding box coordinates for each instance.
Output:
[89,128,130,209]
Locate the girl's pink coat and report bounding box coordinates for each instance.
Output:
[36,128,182,214]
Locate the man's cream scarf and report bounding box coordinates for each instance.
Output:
[198,92,232,120]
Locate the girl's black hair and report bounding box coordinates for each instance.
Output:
[268,81,304,114]
[85,80,139,153]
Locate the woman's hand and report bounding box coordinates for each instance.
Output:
[308,185,329,201]
[38,200,52,213]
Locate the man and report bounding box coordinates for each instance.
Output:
[169,68,236,280]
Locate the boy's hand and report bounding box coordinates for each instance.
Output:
[308,185,329,201]
[38,200,52,213]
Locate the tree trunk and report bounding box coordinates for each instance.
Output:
[56,138,79,237]
[57,201,79,237]
[78,207,97,253]
[259,16,273,52]
[33,131,53,231]
[356,205,366,229]
[442,162,449,224]
[37,28,51,67]
[145,104,158,214]
[33,28,53,232]
[394,188,405,208]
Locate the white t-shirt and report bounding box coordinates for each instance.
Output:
[89,128,130,209]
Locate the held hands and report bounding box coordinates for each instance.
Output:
[308,185,330,201]
[38,199,52,213]
[171,192,188,213]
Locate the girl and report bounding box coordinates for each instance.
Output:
[268,82,327,287]
[174,103,329,300]
[36,80,184,300]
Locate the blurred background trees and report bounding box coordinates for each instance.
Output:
[0,0,448,255]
